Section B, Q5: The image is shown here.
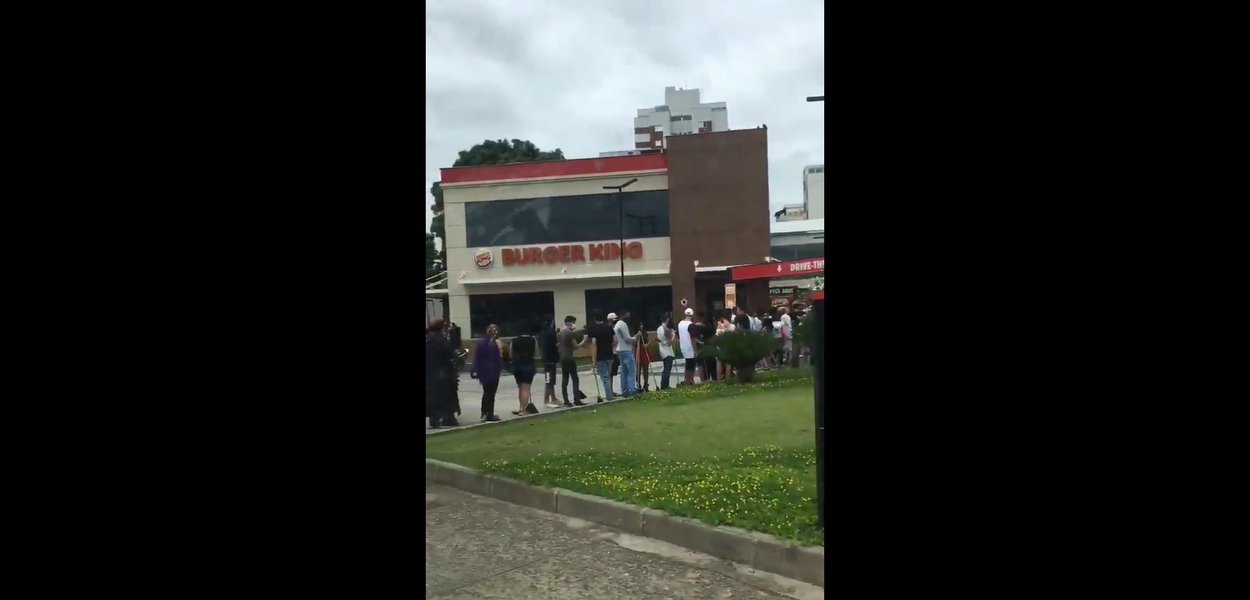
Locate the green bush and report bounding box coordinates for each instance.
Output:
[706,330,780,369]
[792,314,816,348]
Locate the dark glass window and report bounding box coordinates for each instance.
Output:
[465,191,669,248]
[769,243,824,262]
[584,286,672,337]
[469,292,554,338]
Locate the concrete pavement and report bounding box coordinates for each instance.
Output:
[427,362,689,434]
[425,484,822,599]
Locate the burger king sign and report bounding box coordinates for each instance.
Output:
[473,249,493,268]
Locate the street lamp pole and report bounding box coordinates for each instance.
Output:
[807,92,825,529]
[603,178,638,289]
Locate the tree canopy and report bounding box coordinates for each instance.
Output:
[425,233,441,279]
[428,139,565,273]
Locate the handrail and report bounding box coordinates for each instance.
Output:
[426,272,448,289]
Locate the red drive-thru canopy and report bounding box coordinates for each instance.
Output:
[730,257,825,281]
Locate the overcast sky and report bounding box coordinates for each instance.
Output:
[425,0,824,232]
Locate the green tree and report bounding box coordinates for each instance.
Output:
[428,139,564,273]
[425,233,442,280]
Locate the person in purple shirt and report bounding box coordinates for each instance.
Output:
[470,324,504,422]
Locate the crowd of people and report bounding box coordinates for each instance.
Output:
[426,304,812,429]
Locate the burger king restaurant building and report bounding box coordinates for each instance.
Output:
[440,154,674,342]
[437,128,775,349]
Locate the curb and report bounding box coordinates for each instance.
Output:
[425,399,604,436]
[425,458,824,588]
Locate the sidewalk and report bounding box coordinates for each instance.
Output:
[426,484,822,599]
[430,362,805,433]
[428,362,687,434]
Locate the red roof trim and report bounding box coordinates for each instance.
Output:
[440,153,667,184]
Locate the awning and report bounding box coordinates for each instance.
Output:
[695,264,749,273]
[731,257,825,281]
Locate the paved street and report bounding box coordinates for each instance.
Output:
[425,484,822,599]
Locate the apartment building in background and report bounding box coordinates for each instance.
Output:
[804,164,825,219]
[633,86,729,150]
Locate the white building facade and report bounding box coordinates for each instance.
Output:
[775,204,807,222]
[633,86,729,150]
[804,164,825,219]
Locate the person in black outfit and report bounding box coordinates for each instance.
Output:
[509,325,540,416]
[583,309,618,402]
[693,310,717,382]
[537,314,560,408]
[558,316,589,406]
[734,306,752,332]
[425,318,458,429]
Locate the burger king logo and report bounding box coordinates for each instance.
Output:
[473,249,493,268]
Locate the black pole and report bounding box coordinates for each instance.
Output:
[603,178,636,290]
[813,297,825,528]
[804,95,824,528]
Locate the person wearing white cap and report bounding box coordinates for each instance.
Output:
[677,307,697,386]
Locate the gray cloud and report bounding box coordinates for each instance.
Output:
[426,0,824,230]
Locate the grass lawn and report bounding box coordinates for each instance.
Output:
[425,369,823,546]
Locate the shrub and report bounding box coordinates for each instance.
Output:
[792,313,816,348]
[706,330,779,370]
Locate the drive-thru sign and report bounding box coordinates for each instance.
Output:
[730,258,825,281]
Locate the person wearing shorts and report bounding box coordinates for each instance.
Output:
[509,327,539,416]
[677,308,698,385]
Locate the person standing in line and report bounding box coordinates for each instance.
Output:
[694,310,715,382]
[537,314,560,408]
[558,316,588,407]
[656,312,676,390]
[735,305,752,332]
[759,309,775,370]
[778,307,793,368]
[612,311,638,398]
[633,318,651,393]
[508,325,540,416]
[426,319,458,429]
[469,324,504,422]
[584,310,617,403]
[715,316,732,380]
[677,308,697,386]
